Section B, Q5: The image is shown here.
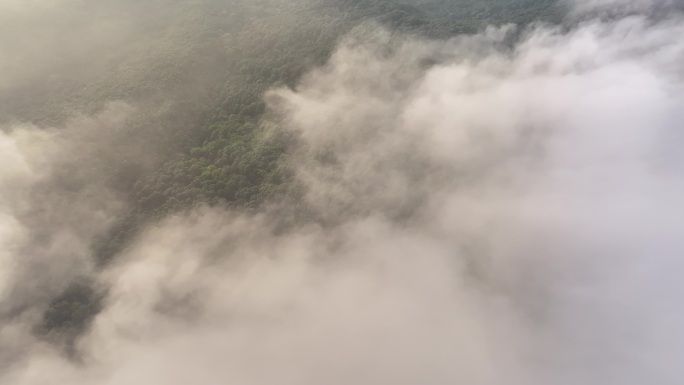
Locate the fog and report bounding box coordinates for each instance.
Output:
[0,1,136,92]
[1,0,684,384]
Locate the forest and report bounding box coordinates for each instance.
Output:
[4,1,684,383]
[1,0,562,347]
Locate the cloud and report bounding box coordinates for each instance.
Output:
[3,5,684,385]
[0,103,141,369]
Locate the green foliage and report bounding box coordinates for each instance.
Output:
[31,0,560,339]
[35,279,103,352]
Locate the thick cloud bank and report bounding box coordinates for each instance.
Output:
[3,5,684,385]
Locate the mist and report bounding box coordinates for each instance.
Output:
[1,0,684,384]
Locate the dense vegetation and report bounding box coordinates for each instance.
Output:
[5,0,562,349]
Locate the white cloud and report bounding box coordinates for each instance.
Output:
[3,6,684,385]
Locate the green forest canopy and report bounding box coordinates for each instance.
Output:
[3,0,561,346]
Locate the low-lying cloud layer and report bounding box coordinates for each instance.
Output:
[2,2,684,384]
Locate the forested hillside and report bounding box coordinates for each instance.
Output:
[5,1,684,383]
[3,0,561,349]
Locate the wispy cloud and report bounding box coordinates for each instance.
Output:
[2,1,684,384]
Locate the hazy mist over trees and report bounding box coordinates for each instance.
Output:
[1,0,683,384]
